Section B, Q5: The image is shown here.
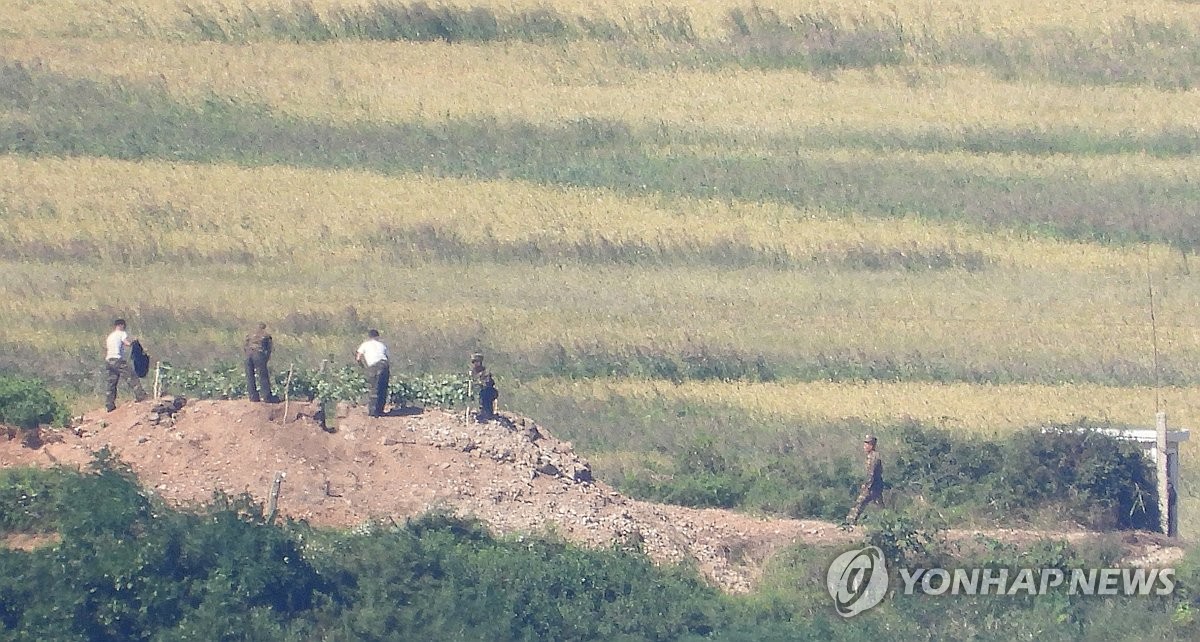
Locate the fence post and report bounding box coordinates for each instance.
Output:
[1156,411,1169,535]
[266,471,285,525]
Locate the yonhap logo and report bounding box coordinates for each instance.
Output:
[826,546,889,617]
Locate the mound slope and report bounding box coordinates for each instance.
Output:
[0,398,1183,592]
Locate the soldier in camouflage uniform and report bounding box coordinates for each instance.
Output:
[243,322,277,403]
[845,434,884,526]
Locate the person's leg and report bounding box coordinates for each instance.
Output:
[105,360,120,411]
[255,354,273,401]
[375,366,390,416]
[245,357,260,402]
[120,359,147,402]
[259,357,274,403]
[365,364,380,416]
[845,491,868,525]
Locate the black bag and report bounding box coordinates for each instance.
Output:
[130,340,151,378]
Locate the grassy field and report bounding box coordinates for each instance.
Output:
[4,0,1200,540]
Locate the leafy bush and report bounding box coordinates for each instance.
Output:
[0,374,68,430]
[619,420,1161,531]
[0,467,69,532]
[892,421,1161,530]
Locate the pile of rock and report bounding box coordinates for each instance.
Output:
[144,396,187,428]
[422,413,593,483]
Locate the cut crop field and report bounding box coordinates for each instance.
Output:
[3,0,1200,538]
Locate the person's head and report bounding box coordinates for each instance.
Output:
[113,318,126,330]
[257,322,267,331]
[863,434,877,453]
[471,352,484,364]
[367,329,380,339]
[482,373,495,387]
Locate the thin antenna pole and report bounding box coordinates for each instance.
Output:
[1146,245,1162,413]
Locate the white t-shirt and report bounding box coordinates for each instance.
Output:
[356,339,389,367]
[106,329,128,360]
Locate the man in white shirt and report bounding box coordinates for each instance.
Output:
[354,329,390,417]
[104,318,147,412]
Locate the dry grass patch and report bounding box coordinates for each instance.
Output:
[5,0,1200,39]
[8,38,1200,136]
[527,378,1200,435]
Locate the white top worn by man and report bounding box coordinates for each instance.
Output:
[104,318,147,412]
[355,329,390,417]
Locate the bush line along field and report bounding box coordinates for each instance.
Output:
[5,0,1200,540]
[2,461,1195,641]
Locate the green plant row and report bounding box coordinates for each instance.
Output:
[158,363,472,408]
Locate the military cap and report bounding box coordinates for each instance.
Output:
[863,434,878,444]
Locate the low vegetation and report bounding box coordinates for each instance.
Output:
[1,460,1197,641]
[0,375,68,432]
[616,421,1161,530]
[161,363,471,408]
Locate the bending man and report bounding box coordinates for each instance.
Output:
[355,329,390,417]
[104,318,147,412]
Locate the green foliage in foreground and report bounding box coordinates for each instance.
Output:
[160,363,471,407]
[0,374,69,430]
[620,421,1161,531]
[1,459,1198,641]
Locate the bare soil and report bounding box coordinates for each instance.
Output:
[0,398,1185,592]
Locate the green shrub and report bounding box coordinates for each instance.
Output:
[0,467,69,532]
[891,421,1161,530]
[0,374,68,430]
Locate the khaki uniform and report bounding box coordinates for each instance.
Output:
[243,327,275,402]
[846,450,884,524]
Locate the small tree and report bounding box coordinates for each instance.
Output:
[0,374,68,431]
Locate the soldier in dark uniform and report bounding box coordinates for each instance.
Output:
[845,434,884,526]
[243,322,277,403]
[478,373,499,421]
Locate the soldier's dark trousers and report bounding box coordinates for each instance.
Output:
[845,490,884,524]
[365,362,389,417]
[105,358,147,412]
[245,353,273,402]
[478,389,497,420]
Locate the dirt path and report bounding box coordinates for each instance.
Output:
[0,399,1185,592]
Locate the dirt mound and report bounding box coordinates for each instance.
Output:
[0,398,1185,592]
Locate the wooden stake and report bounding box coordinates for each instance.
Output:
[266,471,285,525]
[152,363,162,399]
[282,364,294,424]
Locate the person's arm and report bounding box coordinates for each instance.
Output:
[263,334,273,359]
